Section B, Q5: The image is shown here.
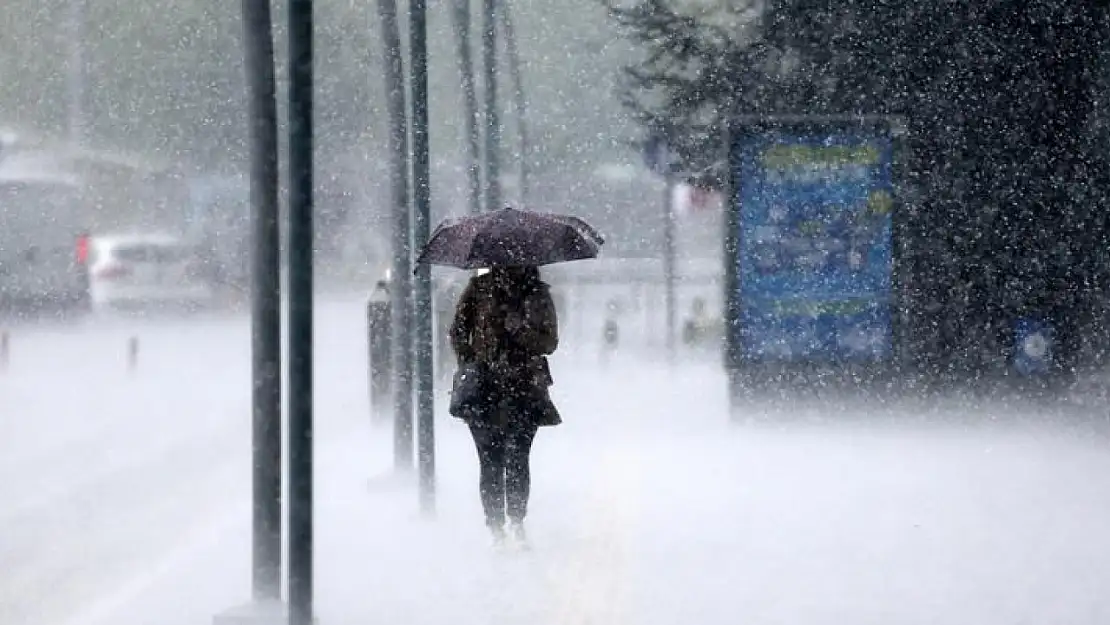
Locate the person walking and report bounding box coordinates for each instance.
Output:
[412,206,603,546]
[449,266,560,546]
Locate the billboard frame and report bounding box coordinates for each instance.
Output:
[723,115,908,392]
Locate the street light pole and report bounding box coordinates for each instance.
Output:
[410,0,437,517]
[481,0,500,212]
[377,0,415,470]
[67,0,86,143]
[241,0,282,603]
[663,176,677,364]
[498,2,529,206]
[451,0,482,215]
[286,0,315,623]
[645,134,679,365]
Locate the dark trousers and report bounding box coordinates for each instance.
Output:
[468,421,538,528]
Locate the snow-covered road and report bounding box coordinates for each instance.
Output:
[2,296,1110,625]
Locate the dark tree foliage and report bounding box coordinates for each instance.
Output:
[611,0,1110,375]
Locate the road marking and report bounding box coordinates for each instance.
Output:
[47,427,363,625]
[55,503,248,625]
[544,446,643,625]
[0,418,245,525]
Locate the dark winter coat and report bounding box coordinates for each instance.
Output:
[450,271,561,427]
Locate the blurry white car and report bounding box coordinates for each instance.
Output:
[87,234,215,311]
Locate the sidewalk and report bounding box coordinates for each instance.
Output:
[44,360,703,625]
[50,359,1110,625]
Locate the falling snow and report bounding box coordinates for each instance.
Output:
[3,0,1110,623]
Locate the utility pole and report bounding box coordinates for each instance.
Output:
[410,0,437,517]
[241,0,282,604]
[377,0,415,470]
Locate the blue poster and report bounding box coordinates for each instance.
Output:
[732,129,894,362]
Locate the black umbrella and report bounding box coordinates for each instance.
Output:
[414,207,604,270]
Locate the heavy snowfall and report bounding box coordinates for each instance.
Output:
[4,0,1110,624]
[1,299,1109,625]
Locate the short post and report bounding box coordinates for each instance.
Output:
[367,282,392,422]
[127,336,139,373]
[0,330,8,371]
[571,283,585,343]
[551,289,567,327]
[600,303,620,366]
[434,284,457,381]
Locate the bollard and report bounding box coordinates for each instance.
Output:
[434,304,453,382]
[0,330,8,371]
[600,299,620,366]
[603,317,620,348]
[127,336,139,373]
[367,284,393,422]
[600,316,620,366]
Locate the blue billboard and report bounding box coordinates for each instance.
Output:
[730,125,894,362]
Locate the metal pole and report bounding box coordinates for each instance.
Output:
[377,0,415,470]
[242,0,282,602]
[451,0,483,215]
[287,0,314,623]
[481,0,500,212]
[410,0,437,517]
[663,176,677,364]
[67,0,86,144]
[498,1,529,206]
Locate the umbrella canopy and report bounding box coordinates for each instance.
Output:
[415,207,604,270]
